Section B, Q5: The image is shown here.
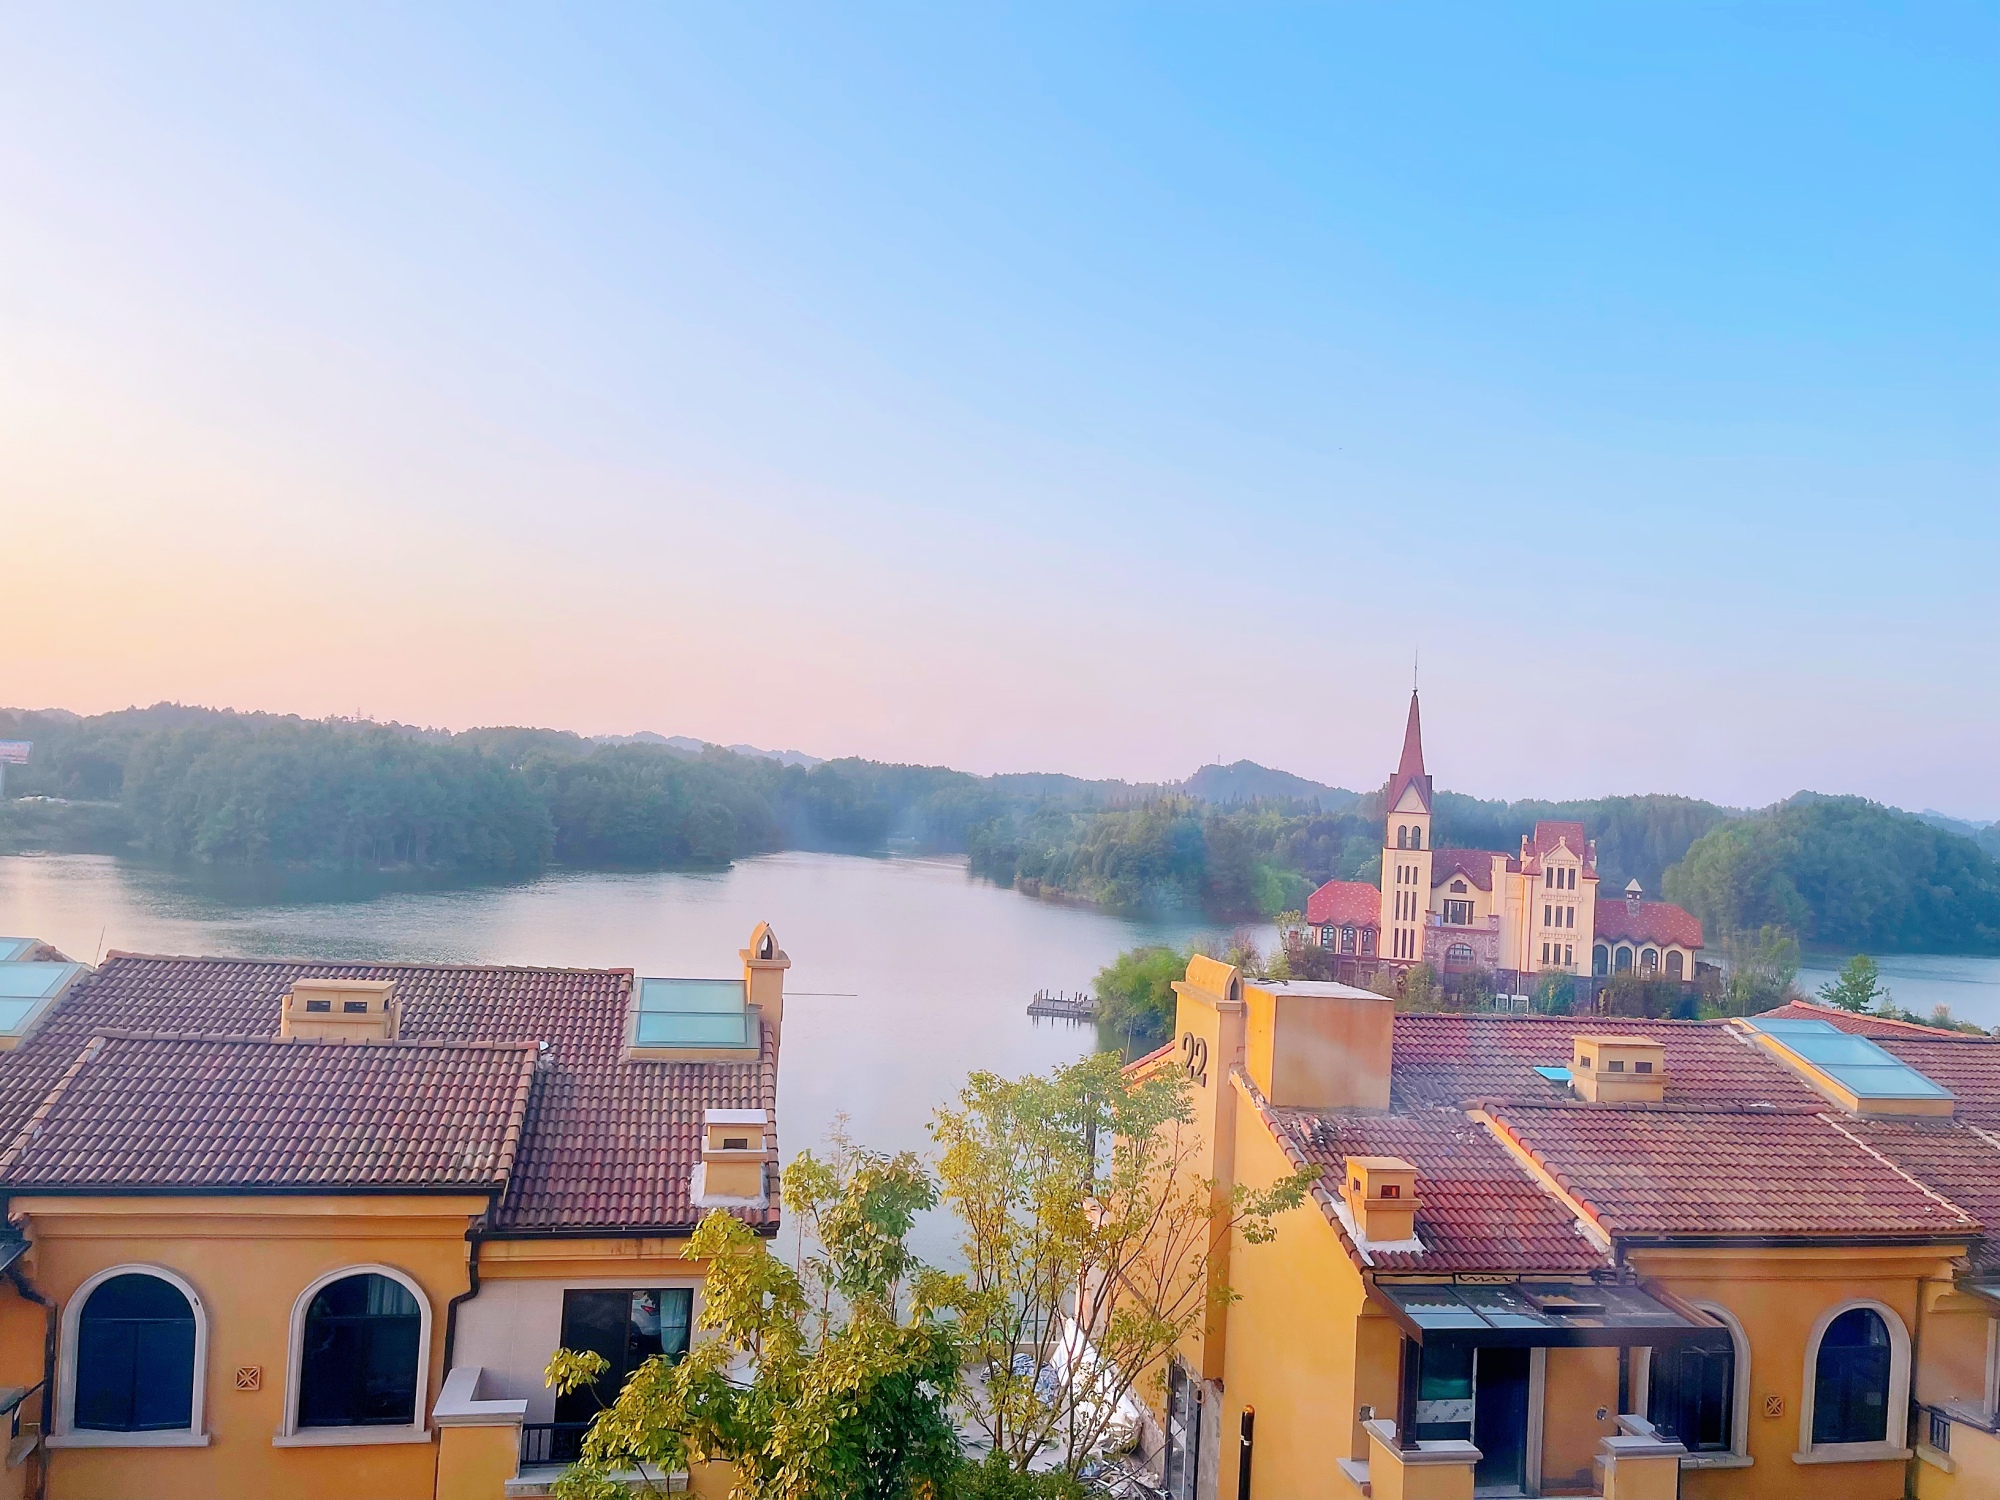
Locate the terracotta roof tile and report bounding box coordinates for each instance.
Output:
[1840,1118,2000,1273]
[1306,880,1381,927]
[1873,1034,2000,1127]
[1429,849,1504,893]
[1760,1000,1991,1041]
[1596,900,1704,950]
[1389,1013,1820,1110]
[1265,1102,1607,1273]
[0,953,776,1235]
[0,1032,536,1192]
[1484,1104,1979,1242]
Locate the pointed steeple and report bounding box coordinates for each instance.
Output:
[1386,690,1433,813]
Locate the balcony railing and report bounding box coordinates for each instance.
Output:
[520,1421,593,1467]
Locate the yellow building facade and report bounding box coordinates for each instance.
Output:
[1137,960,2000,1500]
[1310,694,1704,993]
[0,926,790,1500]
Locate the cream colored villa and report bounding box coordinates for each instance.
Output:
[1307,694,1704,992]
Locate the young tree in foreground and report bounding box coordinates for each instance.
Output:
[931,1052,1312,1478]
[547,1140,961,1500]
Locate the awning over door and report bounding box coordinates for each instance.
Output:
[1372,1279,1731,1352]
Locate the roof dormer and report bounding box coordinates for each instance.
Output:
[1570,1035,1667,1104]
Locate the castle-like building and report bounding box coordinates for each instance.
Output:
[1305,691,1703,990]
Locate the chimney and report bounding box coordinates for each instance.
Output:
[693,1108,769,1206]
[1571,1034,1667,1104]
[1242,978,1394,1111]
[1343,1156,1421,1243]
[1625,878,1644,907]
[279,978,399,1042]
[740,922,789,1045]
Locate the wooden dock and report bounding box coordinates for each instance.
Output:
[1026,989,1097,1022]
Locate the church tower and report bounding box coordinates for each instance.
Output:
[1379,691,1435,966]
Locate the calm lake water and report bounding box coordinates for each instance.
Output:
[0,851,1222,1255]
[1795,951,2000,1031]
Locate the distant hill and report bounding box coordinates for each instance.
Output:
[593,731,824,768]
[1178,761,1361,808]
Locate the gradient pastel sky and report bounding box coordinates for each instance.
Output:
[4,6,1996,815]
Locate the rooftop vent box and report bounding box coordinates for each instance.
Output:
[1343,1155,1421,1244]
[279,979,399,1042]
[1570,1035,1667,1104]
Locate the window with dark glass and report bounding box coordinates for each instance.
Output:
[74,1274,196,1432]
[1813,1307,1892,1445]
[554,1290,694,1426]
[1444,900,1472,926]
[1649,1342,1733,1452]
[297,1273,422,1428]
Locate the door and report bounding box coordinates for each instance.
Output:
[1472,1347,1530,1492]
[554,1289,694,1426]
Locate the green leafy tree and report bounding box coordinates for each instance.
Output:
[548,1140,962,1500]
[1719,925,1802,1015]
[930,1053,1312,1479]
[1091,946,1190,1054]
[1817,954,1889,1013]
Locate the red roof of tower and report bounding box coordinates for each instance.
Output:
[1386,690,1433,814]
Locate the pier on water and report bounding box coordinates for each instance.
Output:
[1026,989,1097,1022]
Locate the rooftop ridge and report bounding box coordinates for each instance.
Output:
[101,950,636,978]
[84,1029,542,1051]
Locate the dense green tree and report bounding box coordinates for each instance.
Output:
[550,1146,961,1500]
[1091,945,1188,1053]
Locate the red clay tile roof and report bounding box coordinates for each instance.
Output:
[1522,821,1593,875]
[0,1032,537,1193]
[1306,880,1381,927]
[1596,899,1704,950]
[1841,1118,2000,1273]
[1759,1000,1988,1040]
[1429,849,1503,893]
[1266,1102,1607,1273]
[1873,1034,2000,1127]
[1484,1104,1979,1242]
[0,953,777,1235]
[1389,1013,1820,1111]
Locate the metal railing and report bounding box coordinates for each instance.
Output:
[519,1421,593,1467]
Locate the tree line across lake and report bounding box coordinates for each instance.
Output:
[3,703,1997,955]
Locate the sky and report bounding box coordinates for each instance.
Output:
[3,6,1995,817]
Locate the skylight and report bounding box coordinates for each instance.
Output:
[0,938,42,964]
[0,961,84,1039]
[1745,1017,1952,1106]
[633,977,753,1049]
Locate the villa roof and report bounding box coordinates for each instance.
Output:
[1759,1000,1983,1041]
[1430,848,1504,892]
[1871,1033,2000,1127]
[1306,880,1381,928]
[1266,1101,1607,1273]
[1521,821,1594,875]
[1841,1117,2000,1273]
[1596,899,1704,950]
[0,953,777,1235]
[1388,1013,1822,1111]
[1484,1103,1979,1243]
[0,1032,538,1193]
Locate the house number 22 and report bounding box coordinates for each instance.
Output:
[1180,1031,1209,1086]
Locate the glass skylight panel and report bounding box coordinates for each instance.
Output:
[0,961,82,1035]
[1373,1281,1729,1349]
[1745,1017,1952,1100]
[632,977,752,1047]
[0,938,39,963]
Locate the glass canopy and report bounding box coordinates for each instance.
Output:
[1373,1280,1732,1350]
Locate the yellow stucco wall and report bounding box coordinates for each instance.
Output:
[1915,1423,2000,1500]
[1541,1346,1621,1491]
[7,1193,485,1500]
[1635,1244,1957,1500]
[1211,1074,1373,1500]
[435,1425,518,1500]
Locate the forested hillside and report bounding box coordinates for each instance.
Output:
[3,704,1994,952]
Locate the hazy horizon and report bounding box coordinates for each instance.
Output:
[5,7,1994,818]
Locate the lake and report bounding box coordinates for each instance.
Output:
[1795,950,2000,1031]
[0,850,1224,1255]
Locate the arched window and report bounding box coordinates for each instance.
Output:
[1811,1307,1894,1445]
[1641,1302,1749,1461]
[286,1268,430,1437]
[1340,926,1356,954]
[1666,951,1684,979]
[1410,827,1421,850]
[1641,947,1659,971]
[1445,943,1474,969]
[1614,946,1633,972]
[1593,945,1610,977]
[66,1270,200,1436]
[1397,826,1408,849]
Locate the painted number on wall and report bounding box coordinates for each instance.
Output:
[1180,1031,1209,1087]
